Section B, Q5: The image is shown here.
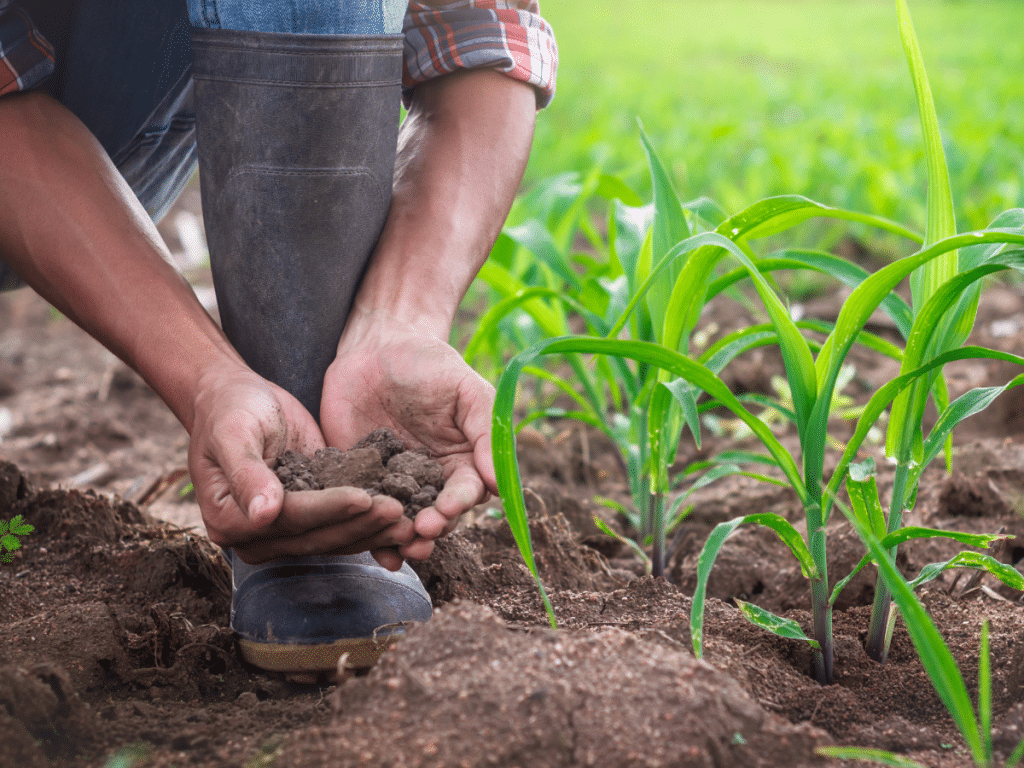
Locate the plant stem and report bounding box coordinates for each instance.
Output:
[866,460,910,662]
[808,519,834,684]
[651,490,666,579]
[804,448,833,684]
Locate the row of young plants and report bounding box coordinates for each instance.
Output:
[481,1,1024,764]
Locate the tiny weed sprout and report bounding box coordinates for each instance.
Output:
[488,0,1024,685]
[0,514,33,563]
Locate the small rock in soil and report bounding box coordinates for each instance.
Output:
[274,429,444,518]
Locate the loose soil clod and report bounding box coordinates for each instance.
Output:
[273,429,444,517]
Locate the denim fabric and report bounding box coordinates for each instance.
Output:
[188,0,406,35]
[0,0,405,290]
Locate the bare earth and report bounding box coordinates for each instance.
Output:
[3,231,1024,766]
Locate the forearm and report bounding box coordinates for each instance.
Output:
[344,68,537,343]
[0,91,245,431]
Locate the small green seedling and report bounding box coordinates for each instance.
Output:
[818,500,1024,768]
[0,514,33,563]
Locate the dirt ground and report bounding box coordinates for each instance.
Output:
[3,196,1024,767]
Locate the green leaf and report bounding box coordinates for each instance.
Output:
[910,375,1024,489]
[815,746,927,768]
[735,601,820,649]
[908,551,1024,592]
[504,219,581,291]
[719,195,921,244]
[887,255,1024,459]
[880,526,1008,552]
[1,533,21,552]
[825,345,1024,519]
[830,528,1011,607]
[708,249,913,339]
[813,230,1024,451]
[640,128,691,334]
[594,174,643,207]
[661,379,701,450]
[594,516,651,575]
[9,515,33,536]
[846,459,887,540]
[691,513,817,658]
[897,0,957,310]
[980,621,993,766]
[841,509,987,764]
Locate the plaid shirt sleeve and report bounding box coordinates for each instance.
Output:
[403,0,557,108]
[0,1,55,97]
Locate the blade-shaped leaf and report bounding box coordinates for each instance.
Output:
[504,219,581,291]
[911,375,1024,488]
[708,250,913,339]
[897,0,957,308]
[908,551,1024,592]
[735,601,820,649]
[842,506,987,764]
[815,747,927,768]
[825,346,1024,518]
[691,513,817,658]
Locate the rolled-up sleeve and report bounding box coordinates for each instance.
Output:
[402,0,558,108]
[0,1,54,97]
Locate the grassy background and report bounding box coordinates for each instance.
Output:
[526,0,1024,238]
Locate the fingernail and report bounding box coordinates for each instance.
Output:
[249,494,269,520]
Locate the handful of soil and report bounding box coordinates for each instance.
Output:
[273,429,444,518]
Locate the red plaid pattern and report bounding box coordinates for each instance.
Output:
[0,1,556,105]
[403,0,557,107]
[0,1,54,96]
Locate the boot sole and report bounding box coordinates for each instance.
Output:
[238,634,398,683]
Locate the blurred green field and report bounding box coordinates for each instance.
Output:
[526,0,1024,237]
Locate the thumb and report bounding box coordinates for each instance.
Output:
[203,424,286,530]
[458,372,498,495]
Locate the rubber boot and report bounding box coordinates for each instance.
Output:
[191,27,401,418]
[191,28,431,681]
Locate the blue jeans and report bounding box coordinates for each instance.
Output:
[0,0,405,291]
[36,0,403,221]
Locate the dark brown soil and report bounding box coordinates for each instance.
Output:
[3,215,1024,766]
[274,429,444,517]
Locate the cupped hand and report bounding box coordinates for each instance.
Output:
[321,321,497,561]
[187,366,415,565]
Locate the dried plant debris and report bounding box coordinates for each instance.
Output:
[274,429,443,518]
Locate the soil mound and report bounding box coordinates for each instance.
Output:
[284,601,830,768]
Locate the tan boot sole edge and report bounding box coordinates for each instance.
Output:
[237,634,397,679]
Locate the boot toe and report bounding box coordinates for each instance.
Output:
[228,552,431,675]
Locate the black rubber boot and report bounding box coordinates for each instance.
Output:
[191,28,431,681]
[191,27,402,418]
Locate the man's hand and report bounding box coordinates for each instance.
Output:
[321,319,497,561]
[188,366,416,565]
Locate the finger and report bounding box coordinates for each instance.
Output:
[399,537,435,561]
[414,461,485,540]
[207,422,286,530]
[275,486,375,535]
[190,450,281,546]
[371,546,405,571]
[232,512,416,563]
[456,371,498,494]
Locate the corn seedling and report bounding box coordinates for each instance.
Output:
[490,0,1024,685]
[816,498,1024,768]
[0,514,33,563]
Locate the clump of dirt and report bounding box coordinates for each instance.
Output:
[0,664,98,768]
[283,601,831,768]
[273,428,444,518]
